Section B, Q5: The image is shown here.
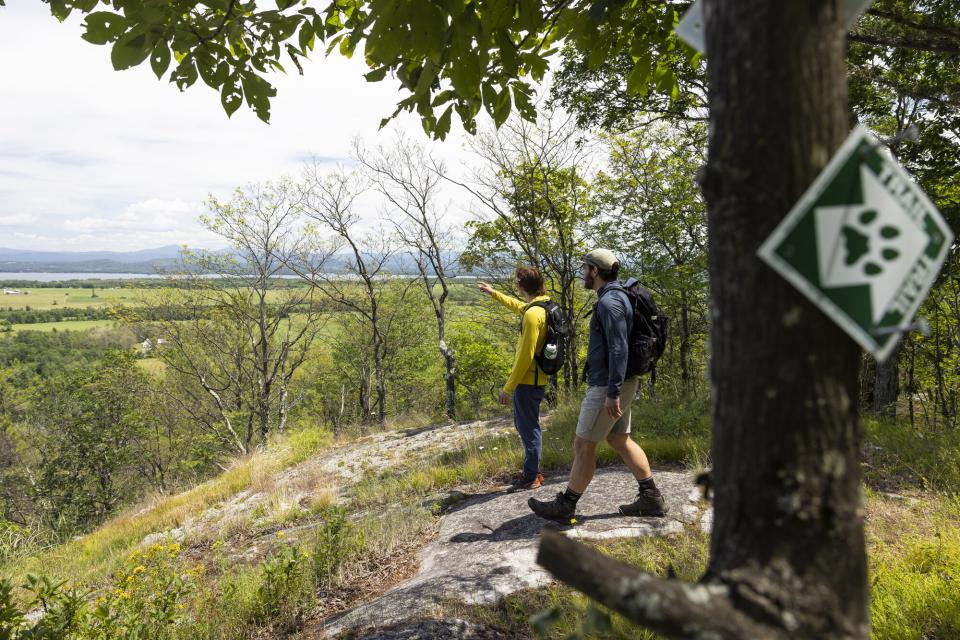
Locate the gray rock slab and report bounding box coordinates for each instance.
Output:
[323,467,704,638]
[318,419,514,484]
[343,619,509,640]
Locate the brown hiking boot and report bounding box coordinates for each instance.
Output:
[618,487,669,517]
[528,491,577,523]
[508,472,543,492]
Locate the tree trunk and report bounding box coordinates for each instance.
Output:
[442,341,457,420]
[436,296,457,421]
[375,342,387,426]
[908,340,916,428]
[858,353,876,410]
[680,287,691,399]
[359,365,371,426]
[702,0,868,636]
[872,345,900,419]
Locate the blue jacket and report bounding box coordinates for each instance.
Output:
[586,282,633,398]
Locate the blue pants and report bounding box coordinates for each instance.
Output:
[512,384,545,479]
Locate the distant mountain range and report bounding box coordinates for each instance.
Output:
[0,246,184,273]
[0,246,464,276]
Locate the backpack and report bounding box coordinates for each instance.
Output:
[523,301,568,377]
[599,278,669,376]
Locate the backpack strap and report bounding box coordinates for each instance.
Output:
[520,300,550,334]
[593,281,633,334]
[520,300,551,386]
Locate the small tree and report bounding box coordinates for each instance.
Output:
[298,166,413,427]
[354,135,461,420]
[135,181,327,454]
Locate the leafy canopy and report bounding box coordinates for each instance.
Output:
[28,0,697,136]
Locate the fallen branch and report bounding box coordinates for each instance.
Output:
[536,529,787,640]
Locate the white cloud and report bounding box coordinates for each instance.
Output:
[0,214,36,226]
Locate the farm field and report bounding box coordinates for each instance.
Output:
[8,319,117,333]
[0,287,144,310]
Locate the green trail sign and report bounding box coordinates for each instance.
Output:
[758,126,954,362]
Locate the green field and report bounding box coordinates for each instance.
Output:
[0,287,144,310]
[135,358,168,376]
[8,320,117,333]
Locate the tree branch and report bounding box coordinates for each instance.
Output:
[537,529,788,640]
[847,32,960,55]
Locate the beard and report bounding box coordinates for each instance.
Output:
[583,271,595,289]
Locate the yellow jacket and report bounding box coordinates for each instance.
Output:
[490,290,550,392]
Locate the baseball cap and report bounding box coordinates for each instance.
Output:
[582,248,619,270]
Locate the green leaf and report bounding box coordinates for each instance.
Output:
[493,86,511,126]
[221,77,243,117]
[448,53,483,100]
[512,83,536,121]
[82,12,128,46]
[241,72,276,122]
[110,29,151,71]
[271,16,300,41]
[435,105,453,140]
[196,52,228,89]
[48,0,71,22]
[626,55,652,96]
[171,58,199,90]
[481,81,497,114]
[298,21,315,52]
[339,31,358,58]
[516,0,542,32]
[276,0,298,9]
[481,0,514,34]
[150,41,171,79]
[364,66,389,82]
[73,0,100,12]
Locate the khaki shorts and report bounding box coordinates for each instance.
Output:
[575,376,641,442]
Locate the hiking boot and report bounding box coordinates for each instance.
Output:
[508,472,543,492]
[618,487,669,517]
[528,492,577,523]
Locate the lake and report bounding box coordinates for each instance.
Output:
[0,272,162,282]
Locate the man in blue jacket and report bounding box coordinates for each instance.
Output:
[528,248,667,522]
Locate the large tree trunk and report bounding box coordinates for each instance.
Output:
[702,0,868,635]
[539,1,870,638]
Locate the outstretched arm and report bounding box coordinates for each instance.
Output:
[478,282,525,314]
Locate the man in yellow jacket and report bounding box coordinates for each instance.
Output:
[478,266,550,491]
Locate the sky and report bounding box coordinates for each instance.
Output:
[0,1,488,252]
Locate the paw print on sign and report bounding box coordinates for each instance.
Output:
[841,209,901,277]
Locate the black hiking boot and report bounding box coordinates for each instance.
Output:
[618,487,668,517]
[528,491,577,524]
[508,472,543,492]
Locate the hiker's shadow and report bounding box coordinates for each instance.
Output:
[450,513,544,543]
[449,510,626,543]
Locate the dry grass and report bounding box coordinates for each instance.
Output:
[0,423,334,590]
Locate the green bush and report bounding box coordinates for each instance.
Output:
[253,542,308,625]
[864,417,960,492]
[0,543,194,639]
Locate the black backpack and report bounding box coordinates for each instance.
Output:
[523,301,568,377]
[600,278,669,376]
